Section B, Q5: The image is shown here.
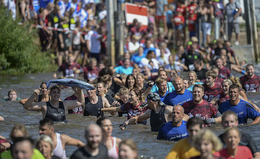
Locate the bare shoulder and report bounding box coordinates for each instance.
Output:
[116,137,122,146]
[165,106,173,113]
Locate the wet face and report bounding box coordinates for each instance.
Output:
[224,129,240,150]
[120,94,129,103]
[172,106,184,124]
[173,78,184,93]
[97,83,105,96]
[41,84,48,95]
[86,127,102,149]
[101,119,113,137]
[129,91,138,104]
[216,59,223,68]
[246,66,255,77]
[188,124,202,140]
[9,91,17,101]
[229,88,239,101]
[37,140,52,158]
[222,82,230,95]
[159,71,167,79]
[39,125,53,136]
[119,144,138,159]
[188,73,196,83]
[158,81,167,93]
[196,139,213,158]
[12,141,33,159]
[193,87,204,103]
[136,75,144,85]
[127,76,135,87]
[222,115,238,128]
[205,76,215,86]
[50,88,60,101]
[183,80,189,89]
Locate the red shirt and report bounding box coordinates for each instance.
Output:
[240,75,260,92]
[182,100,219,126]
[58,62,81,78]
[64,94,87,114]
[83,66,100,81]
[214,146,253,159]
[218,66,231,79]
[174,15,185,26]
[203,83,222,102]
[120,102,148,120]
[176,5,186,17]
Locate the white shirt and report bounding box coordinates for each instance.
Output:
[139,58,159,69]
[128,41,140,52]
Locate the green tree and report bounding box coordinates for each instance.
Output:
[0,6,54,74]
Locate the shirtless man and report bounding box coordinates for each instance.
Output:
[39,118,85,159]
[24,85,84,122]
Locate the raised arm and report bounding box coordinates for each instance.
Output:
[119,110,151,130]
[101,107,122,113]
[61,134,85,148]
[63,88,84,110]
[23,89,45,112]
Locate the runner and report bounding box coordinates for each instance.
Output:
[64,87,85,114]
[39,118,85,159]
[23,85,84,122]
[240,64,260,92]
[96,117,121,159]
[203,70,222,102]
[155,78,169,101]
[157,105,188,141]
[215,57,233,79]
[151,70,175,93]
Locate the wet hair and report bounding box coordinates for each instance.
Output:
[96,117,110,126]
[35,135,54,154]
[155,77,167,86]
[10,124,28,141]
[221,110,238,122]
[97,82,107,94]
[193,84,204,92]
[8,89,17,97]
[193,129,223,152]
[118,87,129,95]
[187,117,204,130]
[130,88,143,101]
[125,74,137,89]
[223,127,241,139]
[39,118,54,127]
[206,70,217,79]
[12,137,33,150]
[50,85,61,92]
[40,82,46,88]
[222,79,233,86]
[99,68,114,77]
[100,75,112,88]
[119,139,138,157]
[229,84,240,91]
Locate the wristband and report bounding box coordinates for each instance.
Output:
[241,70,246,75]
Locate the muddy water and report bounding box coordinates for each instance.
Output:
[0,71,260,159]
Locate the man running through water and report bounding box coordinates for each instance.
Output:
[24,85,84,122]
[39,118,85,159]
[240,64,260,92]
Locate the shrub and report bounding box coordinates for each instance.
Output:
[0,6,54,74]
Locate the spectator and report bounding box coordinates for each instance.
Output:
[174,11,185,47]
[114,59,134,75]
[139,50,159,70]
[88,26,102,62]
[131,46,145,65]
[225,0,242,45]
[128,35,140,54]
[187,0,197,39]
[155,0,168,36]
[194,59,208,81]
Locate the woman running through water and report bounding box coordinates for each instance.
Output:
[23,85,84,122]
[97,117,122,159]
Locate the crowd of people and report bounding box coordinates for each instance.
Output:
[1,0,260,158]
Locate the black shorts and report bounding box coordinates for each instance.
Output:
[52,30,58,39]
[167,23,173,29]
[58,43,68,52]
[73,44,80,51]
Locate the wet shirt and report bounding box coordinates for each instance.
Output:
[183,100,219,126]
[58,62,81,78]
[218,92,230,105]
[163,90,193,106]
[203,83,222,102]
[150,105,167,132]
[120,102,148,120]
[64,94,86,114]
[70,144,108,159]
[156,91,169,101]
[218,66,232,79]
[240,75,260,92]
[219,99,260,124]
[45,101,66,122]
[157,121,188,141]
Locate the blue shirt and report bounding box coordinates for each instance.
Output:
[166,10,173,23]
[156,91,169,101]
[131,53,145,65]
[115,66,134,75]
[151,82,175,93]
[39,0,53,8]
[157,121,188,141]
[219,100,260,124]
[163,89,193,106]
[143,47,155,57]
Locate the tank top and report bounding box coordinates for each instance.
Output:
[83,96,103,117]
[45,101,66,122]
[53,133,67,159]
[150,106,167,132]
[108,137,119,159]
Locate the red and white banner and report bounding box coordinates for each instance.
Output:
[125,3,148,28]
